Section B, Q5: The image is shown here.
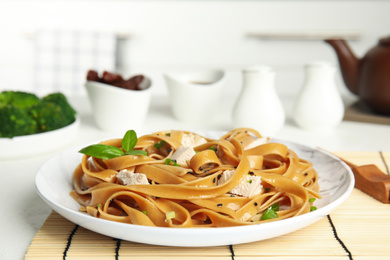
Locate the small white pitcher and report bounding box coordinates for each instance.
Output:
[164,69,226,123]
[292,61,344,131]
[232,65,285,137]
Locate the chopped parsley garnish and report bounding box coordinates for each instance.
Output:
[270,203,279,211]
[208,146,217,152]
[166,211,175,220]
[261,203,279,220]
[154,140,165,149]
[165,158,180,167]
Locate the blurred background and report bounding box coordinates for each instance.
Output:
[0,0,389,100]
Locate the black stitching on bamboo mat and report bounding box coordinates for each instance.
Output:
[113,238,122,259]
[63,224,79,260]
[229,244,235,260]
[379,151,390,175]
[327,215,352,260]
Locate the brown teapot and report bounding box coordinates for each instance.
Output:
[325,36,390,115]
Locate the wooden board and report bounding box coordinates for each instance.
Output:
[344,100,390,125]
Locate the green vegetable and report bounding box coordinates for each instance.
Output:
[165,158,180,167]
[126,150,147,156]
[79,129,147,159]
[154,140,165,149]
[208,146,217,152]
[42,93,76,121]
[270,203,280,211]
[166,211,175,220]
[309,198,316,203]
[30,93,76,132]
[0,91,77,138]
[310,206,317,212]
[122,130,137,152]
[0,91,40,109]
[261,203,279,220]
[0,105,38,138]
[79,144,124,160]
[122,130,147,156]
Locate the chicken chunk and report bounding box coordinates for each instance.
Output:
[181,133,208,148]
[244,137,270,150]
[218,170,263,197]
[116,169,149,185]
[170,146,196,167]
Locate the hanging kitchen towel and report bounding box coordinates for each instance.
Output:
[33,29,117,95]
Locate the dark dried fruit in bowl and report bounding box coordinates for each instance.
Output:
[87,70,149,91]
[121,75,144,90]
[102,71,124,84]
[86,70,100,82]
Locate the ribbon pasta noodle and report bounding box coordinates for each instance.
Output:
[70,128,321,227]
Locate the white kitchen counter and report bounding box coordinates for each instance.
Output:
[1,92,390,260]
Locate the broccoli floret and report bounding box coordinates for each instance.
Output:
[0,91,77,137]
[42,93,76,121]
[0,105,38,138]
[29,93,76,132]
[0,91,40,109]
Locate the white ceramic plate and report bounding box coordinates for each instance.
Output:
[0,116,80,160]
[35,134,354,247]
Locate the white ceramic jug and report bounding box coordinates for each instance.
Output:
[292,61,344,131]
[164,70,225,123]
[232,66,285,137]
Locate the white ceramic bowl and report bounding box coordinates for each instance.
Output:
[0,116,80,160]
[164,70,226,123]
[85,80,152,133]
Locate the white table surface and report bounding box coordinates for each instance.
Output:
[1,92,390,260]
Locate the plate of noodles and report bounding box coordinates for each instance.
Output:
[35,128,354,247]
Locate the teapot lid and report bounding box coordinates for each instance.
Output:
[379,36,390,46]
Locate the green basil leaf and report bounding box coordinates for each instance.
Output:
[122,130,137,152]
[79,144,124,160]
[125,150,147,156]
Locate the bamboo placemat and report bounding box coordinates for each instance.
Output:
[26,152,390,260]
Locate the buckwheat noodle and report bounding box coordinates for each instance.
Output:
[70,128,320,227]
